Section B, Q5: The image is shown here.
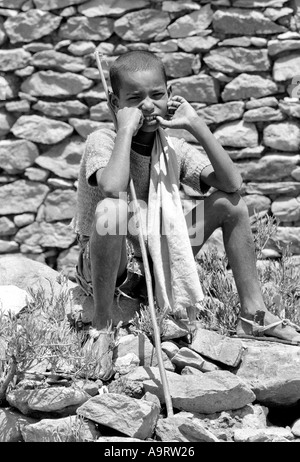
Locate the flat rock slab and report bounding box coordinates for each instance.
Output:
[59,16,114,41]
[212,8,286,36]
[240,154,300,182]
[43,189,77,222]
[0,48,31,72]
[189,325,244,367]
[114,9,170,42]
[4,10,62,44]
[11,114,73,144]
[21,70,93,98]
[155,413,219,442]
[126,366,255,414]
[77,393,159,440]
[222,73,278,102]
[0,179,49,215]
[7,386,90,416]
[233,338,300,406]
[169,74,219,104]
[35,136,85,180]
[203,47,270,74]
[214,119,258,148]
[21,415,100,442]
[0,139,39,175]
[233,426,294,443]
[78,0,150,17]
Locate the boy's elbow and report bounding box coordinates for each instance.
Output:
[98,180,128,199]
[96,174,117,198]
[217,175,243,193]
[99,184,121,199]
[224,178,243,193]
[226,170,243,192]
[96,170,129,198]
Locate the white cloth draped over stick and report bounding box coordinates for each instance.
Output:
[146,127,204,320]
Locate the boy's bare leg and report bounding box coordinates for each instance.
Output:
[82,198,133,381]
[89,197,128,331]
[186,190,300,342]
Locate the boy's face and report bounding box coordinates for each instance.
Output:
[114,68,169,133]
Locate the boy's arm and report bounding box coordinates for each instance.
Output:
[96,106,143,197]
[157,96,243,193]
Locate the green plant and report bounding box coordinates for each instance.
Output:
[250,211,279,259]
[131,301,168,341]
[258,243,300,325]
[194,212,299,335]
[196,248,240,335]
[0,273,104,404]
[251,212,300,324]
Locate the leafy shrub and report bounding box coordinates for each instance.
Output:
[196,212,300,334]
[0,274,104,404]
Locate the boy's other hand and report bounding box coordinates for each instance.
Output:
[156,95,203,131]
[116,106,144,136]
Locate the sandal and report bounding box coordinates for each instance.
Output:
[235,310,300,346]
[82,322,120,381]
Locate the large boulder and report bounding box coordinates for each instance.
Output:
[21,415,100,442]
[0,254,86,319]
[126,366,255,414]
[6,386,90,417]
[0,285,33,316]
[77,393,160,440]
[233,339,300,406]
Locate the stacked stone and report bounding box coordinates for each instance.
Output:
[0,0,300,276]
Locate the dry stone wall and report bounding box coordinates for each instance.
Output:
[0,0,300,279]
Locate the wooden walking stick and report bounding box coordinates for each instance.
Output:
[94,51,174,417]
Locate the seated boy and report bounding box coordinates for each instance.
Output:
[72,50,300,380]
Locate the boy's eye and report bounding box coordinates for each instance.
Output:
[128,93,164,101]
[152,93,164,98]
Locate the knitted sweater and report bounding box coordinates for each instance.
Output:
[71,128,211,260]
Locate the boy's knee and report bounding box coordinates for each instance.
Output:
[214,191,249,221]
[95,197,128,236]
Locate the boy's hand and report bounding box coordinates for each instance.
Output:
[156,95,203,132]
[116,106,144,136]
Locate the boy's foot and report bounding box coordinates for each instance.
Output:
[82,326,117,381]
[236,310,300,345]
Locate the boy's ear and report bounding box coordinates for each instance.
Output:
[109,92,119,112]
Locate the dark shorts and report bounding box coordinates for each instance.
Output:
[75,234,149,302]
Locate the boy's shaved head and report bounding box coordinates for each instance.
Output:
[109,50,167,96]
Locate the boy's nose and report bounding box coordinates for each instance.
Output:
[140,97,154,111]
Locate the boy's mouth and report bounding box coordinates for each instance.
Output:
[143,115,157,122]
[143,115,158,126]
